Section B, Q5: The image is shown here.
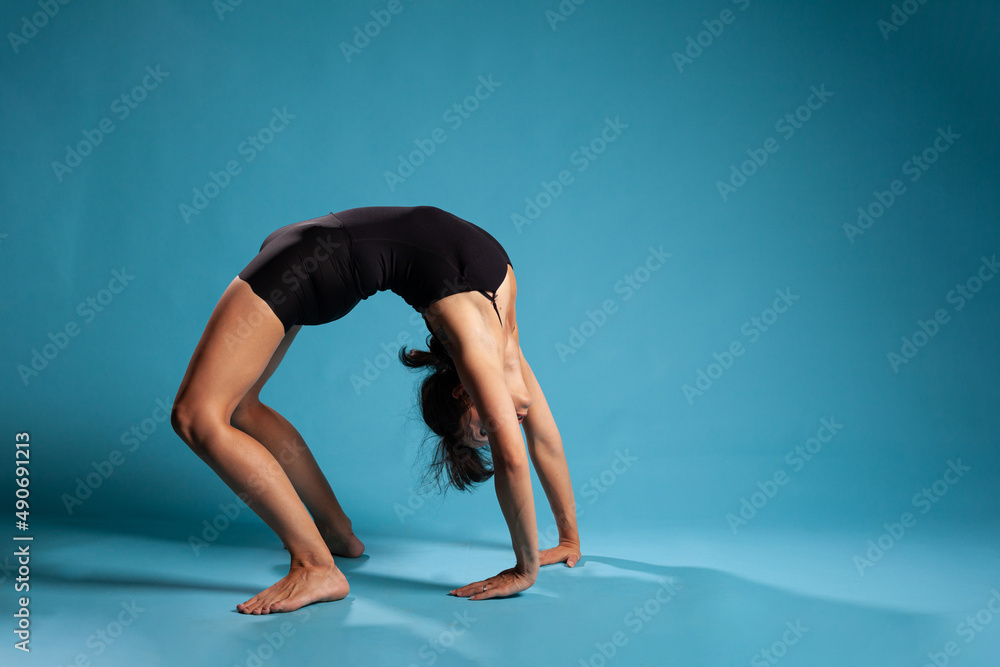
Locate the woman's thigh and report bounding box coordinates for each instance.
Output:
[239,324,302,407]
[175,276,288,424]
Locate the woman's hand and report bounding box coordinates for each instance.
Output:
[449,567,536,601]
[540,540,581,567]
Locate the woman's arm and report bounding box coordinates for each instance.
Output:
[435,315,540,599]
[519,351,581,566]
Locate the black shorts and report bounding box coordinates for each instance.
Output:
[238,206,512,335]
[237,213,360,333]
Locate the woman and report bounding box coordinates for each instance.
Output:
[170,206,581,614]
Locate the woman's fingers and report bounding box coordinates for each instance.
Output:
[474,576,523,600]
[452,576,508,599]
[449,580,488,597]
[539,545,582,567]
[469,581,509,600]
[449,570,528,600]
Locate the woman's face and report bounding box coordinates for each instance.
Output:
[462,403,491,449]
[457,389,527,449]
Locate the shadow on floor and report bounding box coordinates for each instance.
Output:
[34,518,965,666]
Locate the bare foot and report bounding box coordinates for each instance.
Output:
[317,522,365,558]
[237,563,349,614]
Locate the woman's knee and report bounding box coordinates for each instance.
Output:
[171,397,227,451]
[170,397,198,443]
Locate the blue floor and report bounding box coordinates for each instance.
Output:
[14,518,1000,666]
[3,1,998,665]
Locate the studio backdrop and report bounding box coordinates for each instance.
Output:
[1,0,997,641]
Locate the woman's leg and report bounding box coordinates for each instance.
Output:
[230,325,365,558]
[171,276,349,614]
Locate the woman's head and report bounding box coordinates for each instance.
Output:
[399,335,493,491]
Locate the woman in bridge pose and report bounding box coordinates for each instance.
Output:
[170,206,581,614]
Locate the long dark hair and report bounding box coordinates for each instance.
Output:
[399,334,494,492]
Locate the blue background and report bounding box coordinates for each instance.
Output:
[1,1,998,665]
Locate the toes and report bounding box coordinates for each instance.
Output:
[240,588,278,615]
[242,593,271,615]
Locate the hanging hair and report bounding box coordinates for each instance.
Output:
[399,334,494,492]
